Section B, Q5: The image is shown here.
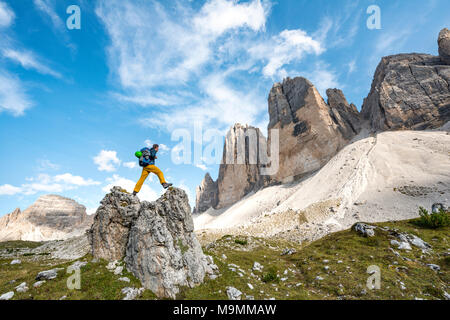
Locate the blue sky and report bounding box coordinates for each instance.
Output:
[0,0,449,216]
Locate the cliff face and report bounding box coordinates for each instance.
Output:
[361,53,450,131]
[267,77,359,183]
[0,195,92,242]
[194,124,269,213]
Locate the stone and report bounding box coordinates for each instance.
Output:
[432,203,446,213]
[88,187,141,261]
[193,173,218,214]
[361,44,450,131]
[438,28,450,65]
[252,262,263,272]
[15,282,28,293]
[0,194,92,242]
[114,266,123,275]
[118,277,130,283]
[390,240,412,251]
[247,283,254,290]
[35,269,58,281]
[353,223,376,237]
[32,234,90,260]
[70,261,87,270]
[0,291,14,300]
[10,259,21,265]
[315,276,324,281]
[226,287,242,300]
[33,281,46,288]
[427,264,440,272]
[124,187,212,299]
[281,248,296,256]
[268,77,356,183]
[121,287,145,300]
[326,88,362,139]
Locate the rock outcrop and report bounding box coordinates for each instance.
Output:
[193,173,218,213]
[88,187,140,261]
[361,52,450,131]
[0,195,92,242]
[267,77,359,183]
[216,124,269,209]
[438,28,450,65]
[89,187,216,299]
[194,124,269,213]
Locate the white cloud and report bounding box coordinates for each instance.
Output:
[195,164,208,171]
[54,173,101,186]
[0,1,14,28]
[2,49,62,78]
[103,174,160,202]
[93,150,121,172]
[33,0,64,30]
[193,0,268,36]
[123,162,137,169]
[0,71,33,116]
[0,184,22,196]
[1,173,100,196]
[249,29,324,78]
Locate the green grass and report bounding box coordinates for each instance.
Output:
[1,217,448,300]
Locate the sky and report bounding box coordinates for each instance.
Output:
[0,0,449,216]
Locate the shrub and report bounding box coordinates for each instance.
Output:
[414,207,450,229]
[234,239,248,246]
[262,267,279,283]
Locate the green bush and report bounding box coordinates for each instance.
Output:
[262,267,279,283]
[414,207,450,229]
[234,239,248,246]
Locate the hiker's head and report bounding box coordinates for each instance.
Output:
[153,144,159,151]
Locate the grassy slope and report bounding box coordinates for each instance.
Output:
[0,218,448,300]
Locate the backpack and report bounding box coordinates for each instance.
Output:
[137,148,155,167]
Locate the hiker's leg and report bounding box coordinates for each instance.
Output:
[148,165,167,184]
[134,168,150,193]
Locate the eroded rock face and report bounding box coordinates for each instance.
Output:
[216,124,269,209]
[267,77,356,183]
[361,53,450,131]
[193,173,218,214]
[88,187,141,261]
[125,188,213,299]
[0,195,92,242]
[438,28,450,65]
[326,88,361,139]
[89,187,215,299]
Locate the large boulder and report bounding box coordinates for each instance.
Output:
[125,188,213,299]
[88,187,141,261]
[438,28,450,65]
[267,77,358,183]
[89,187,215,299]
[361,31,450,131]
[326,88,361,138]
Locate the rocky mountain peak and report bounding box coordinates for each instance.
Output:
[438,28,450,65]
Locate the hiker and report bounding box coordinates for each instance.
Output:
[133,144,172,196]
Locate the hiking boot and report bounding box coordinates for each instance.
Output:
[162,183,173,189]
[132,191,138,196]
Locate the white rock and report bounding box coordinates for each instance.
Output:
[226,287,242,300]
[118,277,130,283]
[247,283,254,290]
[10,259,21,265]
[121,287,144,300]
[390,240,412,251]
[114,266,124,275]
[33,281,46,288]
[15,282,28,293]
[222,254,227,260]
[36,269,58,280]
[0,291,14,300]
[427,264,440,272]
[315,276,324,281]
[252,262,263,272]
[106,261,118,270]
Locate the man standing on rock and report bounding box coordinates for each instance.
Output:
[133,144,172,196]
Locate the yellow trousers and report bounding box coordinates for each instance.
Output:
[134,165,167,193]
